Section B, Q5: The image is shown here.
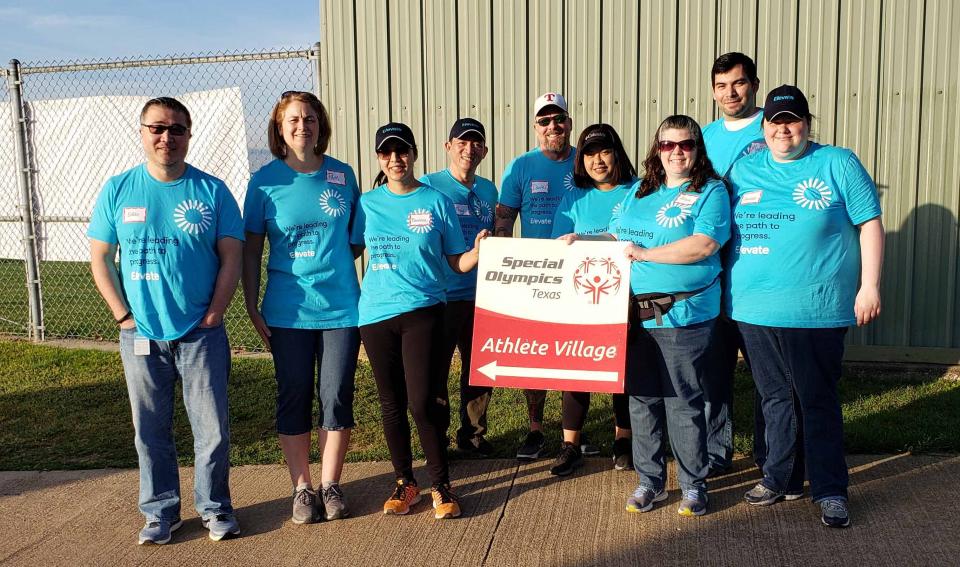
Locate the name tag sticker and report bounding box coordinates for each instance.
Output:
[133,333,150,356]
[675,193,700,206]
[741,190,763,205]
[531,181,549,194]
[454,203,472,216]
[123,207,146,223]
[326,171,346,185]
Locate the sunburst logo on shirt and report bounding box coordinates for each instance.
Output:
[406,208,434,234]
[319,189,347,217]
[792,178,833,210]
[655,199,691,228]
[611,202,623,219]
[173,199,213,235]
[471,199,494,223]
[564,171,576,191]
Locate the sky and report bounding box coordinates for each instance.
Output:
[0,0,321,64]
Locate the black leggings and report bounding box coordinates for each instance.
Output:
[560,392,631,431]
[359,304,450,486]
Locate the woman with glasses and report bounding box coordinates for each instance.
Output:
[242,91,361,524]
[350,122,488,519]
[726,85,883,528]
[550,123,637,476]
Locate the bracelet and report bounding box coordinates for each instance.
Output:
[115,311,132,325]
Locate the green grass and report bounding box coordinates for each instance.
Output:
[1,339,958,470]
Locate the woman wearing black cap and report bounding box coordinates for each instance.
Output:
[550,123,637,476]
[349,122,489,519]
[725,85,884,528]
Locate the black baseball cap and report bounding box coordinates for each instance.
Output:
[763,85,810,121]
[448,118,485,141]
[375,122,416,151]
[581,128,615,152]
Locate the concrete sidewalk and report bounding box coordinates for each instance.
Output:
[1,454,958,566]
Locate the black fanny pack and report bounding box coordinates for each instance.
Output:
[629,278,717,327]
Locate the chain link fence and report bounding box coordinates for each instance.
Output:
[1,47,320,351]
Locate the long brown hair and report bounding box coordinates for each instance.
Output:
[636,115,719,198]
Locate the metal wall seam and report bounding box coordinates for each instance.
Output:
[677,0,718,126]
[796,0,839,145]
[756,0,798,89]
[599,0,640,160]
[565,0,602,138]
[456,0,495,180]
[421,0,459,176]
[527,0,565,149]
[387,0,426,177]
[637,0,678,153]
[355,1,392,190]
[491,0,528,184]
[320,0,362,191]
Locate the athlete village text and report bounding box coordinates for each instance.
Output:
[479,337,618,362]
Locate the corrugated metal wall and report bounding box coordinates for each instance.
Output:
[319,0,960,363]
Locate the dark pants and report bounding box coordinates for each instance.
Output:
[738,323,848,502]
[560,392,631,431]
[360,304,450,486]
[437,300,493,442]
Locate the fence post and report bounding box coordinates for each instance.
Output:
[310,41,322,98]
[7,59,44,341]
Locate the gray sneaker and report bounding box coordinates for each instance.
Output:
[820,497,851,528]
[744,483,785,506]
[138,518,182,545]
[291,487,320,524]
[625,484,667,513]
[322,483,350,520]
[202,513,240,541]
[678,489,708,517]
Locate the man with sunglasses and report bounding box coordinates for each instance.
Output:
[420,118,499,457]
[88,97,244,545]
[496,92,580,461]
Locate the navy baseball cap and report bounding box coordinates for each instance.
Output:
[581,128,615,152]
[448,118,486,141]
[763,85,810,121]
[375,122,416,151]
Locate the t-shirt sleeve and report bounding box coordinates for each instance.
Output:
[242,179,266,234]
[692,181,731,246]
[87,180,118,244]
[550,193,575,238]
[839,151,882,225]
[349,198,367,246]
[439,197,468,255]
[216,183,245,241]
[498,157,523,209]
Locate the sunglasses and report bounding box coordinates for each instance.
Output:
[376,145,412,157]
[535,113,568,127]
[281,90,314,98]
[141,123,189,136]
[658,139,696,153]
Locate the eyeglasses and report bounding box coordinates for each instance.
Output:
[658,139,696,153]
[141,123,189,136]
[535,113,569,127]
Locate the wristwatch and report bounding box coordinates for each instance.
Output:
[115,311,132,326]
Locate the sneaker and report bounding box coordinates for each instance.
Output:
[785,489,805,501]
[625,484,667,513]
[137,518,182,545]
[291,487,320,524]
[516,430,545,461]
[457,435,494,457]
[383,479,421,515]
[744,483,785,506]
[549,442,583,476]
[612,438,632,471]
[580,435,601,457]
[321,483,350,520]
[677,489,708,517]
[820,497,851,528]
[202,514,240,541]
[431,483,462,519]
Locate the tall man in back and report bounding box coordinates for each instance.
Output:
[88,97,244,545]
[701,52,766,476]
[495,92,577,460]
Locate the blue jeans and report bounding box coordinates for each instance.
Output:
[704,316,738,470]
[626,319,713,494]
[119,324,233,522]
[268,326,360,433]
[737,322,848,502]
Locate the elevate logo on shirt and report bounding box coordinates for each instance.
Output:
[656,198,692,228]
[406,209,434,233]
[319,189,347,217]
[793,178,833,210]
[173,199,213,235]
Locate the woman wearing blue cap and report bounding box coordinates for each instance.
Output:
[550,123,637,476]
[350,122,489,520]
[726,85,884,528]
[242,91,360,525]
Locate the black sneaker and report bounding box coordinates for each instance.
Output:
[457,435,494,456]
[612,438,632,471]
[549,442,583,476]
[580,435,601,456]
[516,430,545,461]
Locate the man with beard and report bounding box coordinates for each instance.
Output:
[420,118,499,456]
[495,92,581,461]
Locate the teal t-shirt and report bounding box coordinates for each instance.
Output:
[87,164,245,340]
[702,111,766,177]
[609,179,731,328]
[419,169,498,301]
[349,184,467,326]
[724,143,882,328]
[551,183,634,237]
[243,157,361,329]
[499,147,576,238]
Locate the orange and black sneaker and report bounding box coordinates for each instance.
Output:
[383,479,420,515]
[431,483,462,519]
